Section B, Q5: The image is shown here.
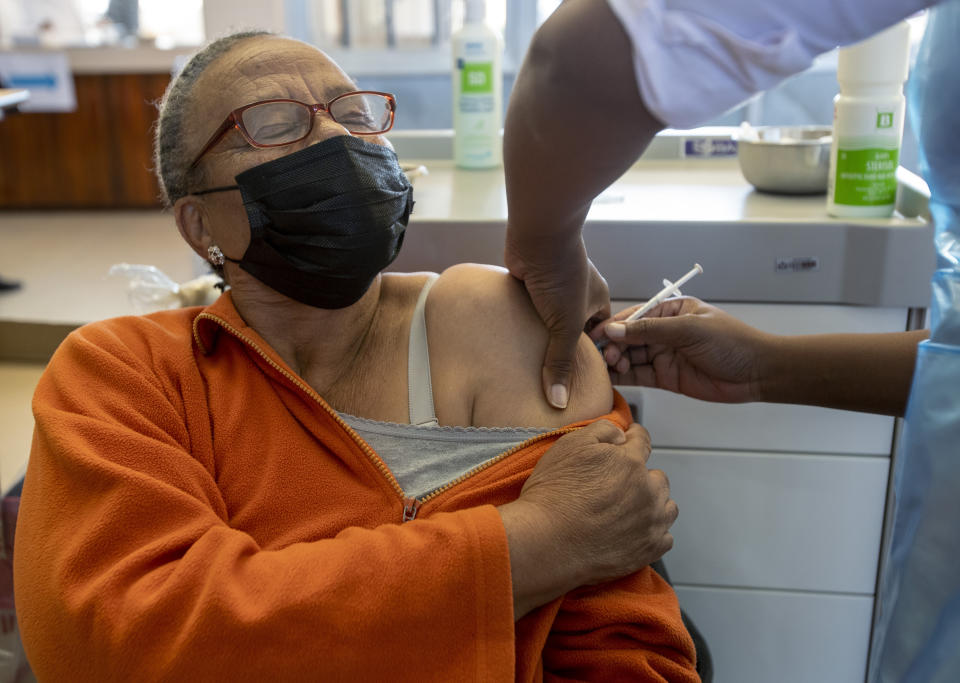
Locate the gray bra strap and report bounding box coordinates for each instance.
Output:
[408,274,440,426]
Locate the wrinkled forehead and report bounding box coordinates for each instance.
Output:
[190,36,356,133]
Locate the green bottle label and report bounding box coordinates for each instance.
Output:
[833,147,899,206]
[460,62,493,94]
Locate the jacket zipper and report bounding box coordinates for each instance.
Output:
[402,497,420,522]
[195,312,580,523]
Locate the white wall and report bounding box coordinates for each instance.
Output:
[202,0,286,38]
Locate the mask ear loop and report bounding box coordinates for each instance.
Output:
[192,185,240,196]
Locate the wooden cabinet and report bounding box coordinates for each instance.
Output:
[0,73,170,208]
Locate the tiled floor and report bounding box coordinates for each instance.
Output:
[0,210,200,489]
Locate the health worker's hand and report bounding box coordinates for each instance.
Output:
[590,297,772,404]
[505,238,610,410]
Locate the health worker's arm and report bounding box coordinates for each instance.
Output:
[503,0,662,409]
[594,296,928,417]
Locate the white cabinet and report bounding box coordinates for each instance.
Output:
[656,449,888,593]
[611,302,909,683]
[675,586,875,683]
[634,389,895,455]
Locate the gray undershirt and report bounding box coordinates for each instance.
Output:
[339,414,544,499]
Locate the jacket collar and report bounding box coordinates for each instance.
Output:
[193,290,272,358]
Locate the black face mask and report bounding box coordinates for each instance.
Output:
[199,135,413,309]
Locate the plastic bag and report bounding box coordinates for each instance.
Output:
[107,264,221,314]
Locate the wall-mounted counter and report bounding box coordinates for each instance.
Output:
[55,46,191,74]
[389,142,934,308]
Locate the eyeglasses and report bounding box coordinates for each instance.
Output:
[189,91,397,169]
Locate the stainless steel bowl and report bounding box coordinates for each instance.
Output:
[736,125,833,195]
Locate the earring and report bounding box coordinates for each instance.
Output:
[207,245,225,266]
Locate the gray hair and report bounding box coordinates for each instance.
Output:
[154,30,272,207]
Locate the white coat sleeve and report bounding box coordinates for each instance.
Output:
[606,0,935,128]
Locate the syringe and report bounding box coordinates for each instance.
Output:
[596,263,703,350]
[623,263,703,322]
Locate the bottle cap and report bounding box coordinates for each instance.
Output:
[838,21,911,86]
[465,0,486,23]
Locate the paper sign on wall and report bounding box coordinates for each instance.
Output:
[0,53,76,113]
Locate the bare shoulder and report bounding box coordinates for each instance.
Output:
[425,263,613,428]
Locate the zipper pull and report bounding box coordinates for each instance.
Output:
[402,497,420,523]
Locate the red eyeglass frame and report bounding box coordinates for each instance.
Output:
[188,90,397,169]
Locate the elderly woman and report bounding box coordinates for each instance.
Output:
[13,32,696,681]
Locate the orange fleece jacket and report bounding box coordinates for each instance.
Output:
[14,293,697,682]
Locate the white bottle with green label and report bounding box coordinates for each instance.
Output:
[827,21,911,217]
[452,0,502,169]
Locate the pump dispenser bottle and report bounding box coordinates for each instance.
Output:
[827,21,912,217]
[452,0,502,168]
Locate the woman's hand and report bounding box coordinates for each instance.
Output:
[499,419,676,619]
[590,297,774,404]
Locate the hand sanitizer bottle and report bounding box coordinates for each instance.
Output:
[452,0,502,169]
[827,21,912,218]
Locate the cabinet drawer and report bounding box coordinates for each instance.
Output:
[622,386,896,455]
[674,585,873,683]
[659,450,888,593]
